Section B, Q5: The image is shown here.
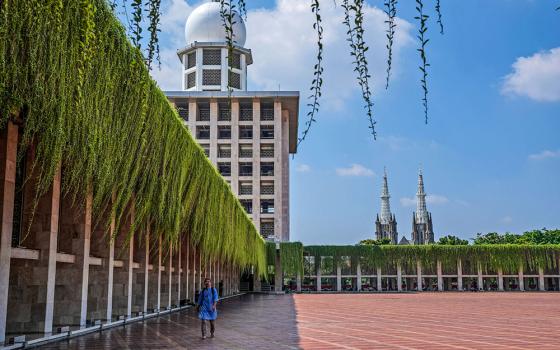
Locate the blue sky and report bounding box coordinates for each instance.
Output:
[147,0,560,244]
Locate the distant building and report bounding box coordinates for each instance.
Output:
[375,169,398,244]
[165,1,299,241]
[411,170,434,244]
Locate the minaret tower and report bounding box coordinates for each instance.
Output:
[375,168,398,244]
[411,169,434,244]
[179,1,252,91]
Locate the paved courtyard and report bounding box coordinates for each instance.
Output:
[38,292,560,349]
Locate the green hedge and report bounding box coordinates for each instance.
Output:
[0,0,266,274]
[304,245,560,273]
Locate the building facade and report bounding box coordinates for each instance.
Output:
[375,169,398,244]
[166,1,299,242]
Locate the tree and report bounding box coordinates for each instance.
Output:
[473,232,520,244]
[437,235,468,245]
[359,238,392,245]
[472,229,560,245]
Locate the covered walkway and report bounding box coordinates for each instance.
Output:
[36,292,560,349]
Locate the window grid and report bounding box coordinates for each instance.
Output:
[261,199,275,214]
[239,162,253,176]
[261,182,274,195]
[261,162,274,176]
[260,144,274,158]
[196,126,210,139]
[218,162,231,176]
[239,125,253,139]
[239,181,253,195]
[187,52,196,69]
[239,105,253,121]
[202,69,221,85]
[261,108,274,121]
[239,144,253,158]
[229,71,241,89]
[261,125,274,139]
[218,104,231,121]
[218,126,231,139]
[197,105,210,121]
[240,199,253,214]
[218,144,231,158]
[260,220,274,238]
[176,105,188,121]
[186,72,196,88]
[203,49,221,65]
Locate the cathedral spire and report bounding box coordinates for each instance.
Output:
[380,167,392,224]
[415,168,428,224]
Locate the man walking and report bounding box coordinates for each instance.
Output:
[197,278,218,339]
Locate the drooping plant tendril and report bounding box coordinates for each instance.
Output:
[435,0,444,35]
[237,0,247,20]
[219,0,236,101]
[415,0,429,124]
[352,0,376,138]
[384,0,397,89]
[298,0,324,146]
[146,0,162,70]
[131,0,143,49]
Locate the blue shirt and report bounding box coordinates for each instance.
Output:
[197,287,218,320]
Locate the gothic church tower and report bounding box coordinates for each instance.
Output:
[411,170,434,244]
[375,169,398,244]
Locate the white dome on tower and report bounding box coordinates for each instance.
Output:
[185,1,246,47]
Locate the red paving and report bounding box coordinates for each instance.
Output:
[37,292,560,349]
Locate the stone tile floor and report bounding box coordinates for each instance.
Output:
[38,292,560,349]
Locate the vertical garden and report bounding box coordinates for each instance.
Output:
[0,0,266,274]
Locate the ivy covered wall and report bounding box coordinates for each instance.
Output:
[0,0,266,274]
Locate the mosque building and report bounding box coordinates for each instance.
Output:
[164,1,299,242]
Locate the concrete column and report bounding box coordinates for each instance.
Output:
[176,241,181,307]
[538,267,545,291]
[79,190,93,327]
[457,259,463,291]
[105,193,116,322]
[43,165,61,335]
[397,263,402,292]
[0,122,17,343]
[185,242,189,302]
[275,247,283,292]
[376,267,382,292]
[126,204,135,317]
[356,261,362,292]
[157,236,162,311]
[518,264,524,291]
[316,256,321,292]
[168,244,172,309]
[436,260,443,291]
[198,251,202,290]
[416,260,422,292]
[192,248,197,299]
[273,100,283,241]
[230,99,239,195]
[143,226,149,313]
[296,272,302,292]
[477,262,483,291]
[251,99,261,226]
[498,267,504,291]
[336,262,342,292]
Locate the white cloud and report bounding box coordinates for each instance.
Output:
[245,0,413,110]
[336,164,375,177]
[296,164,311,172]
[149,0,196,90]
[501,216,513,224]
[528,149,560,161]
[502,47,560,102]
[400,194,449,207]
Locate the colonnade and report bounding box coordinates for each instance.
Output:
[0,122,241,345]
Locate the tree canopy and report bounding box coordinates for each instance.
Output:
[437,235,468,245]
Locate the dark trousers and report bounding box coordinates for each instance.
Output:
[201,319,215,336]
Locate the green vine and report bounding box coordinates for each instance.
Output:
[298,0,324,146]
[146,0,161,70]
[435,0,444,35]
[341,0,376,139]
[415,0,429,124]
[131,0,143,49]
[384,0,397,89]
[0,0,267,276]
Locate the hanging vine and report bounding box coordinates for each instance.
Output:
[130,0,143,49]
[435,0,444,35]
[298,0,324,146]
[415,0,430,124]
[219,0,236,97]
[384,0,397,89]
[146,0,161,70]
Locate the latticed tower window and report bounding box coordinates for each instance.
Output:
[203,69,221,86]
[186,52,196,69]
[229,71,241,89]
[186,72,196,89]
[229,53,241,69]
[203,49,221,65]
[260,219,274,238]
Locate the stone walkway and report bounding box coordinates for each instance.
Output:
[38,292,560,349]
